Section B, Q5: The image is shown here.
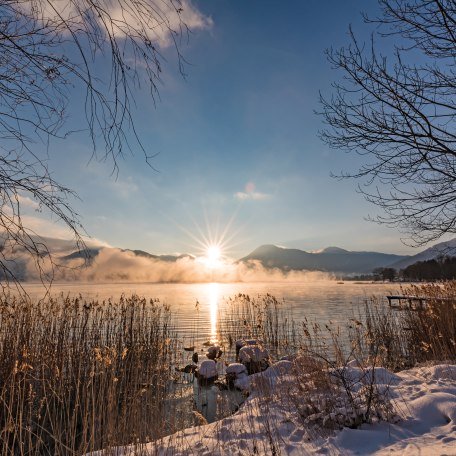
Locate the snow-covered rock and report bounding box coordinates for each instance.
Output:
[235,338,263,355]
[226,363,248,390]
[238,345,269,363]
[198,360,217,379]
[226,363,247,375]
[238,344,270,375]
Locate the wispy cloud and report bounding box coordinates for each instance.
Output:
[20,214,75,240]
[29,0,212,49]
[235,191,269,201]
[17,194,40,210]
[235,182,270,201]
[110,176,139,198]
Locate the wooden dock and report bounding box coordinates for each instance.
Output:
[386,295,427,311]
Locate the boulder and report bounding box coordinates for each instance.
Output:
[206,345,223,360]
[226,362,248,389]
[239,344,270,375]
[196,360,218,386]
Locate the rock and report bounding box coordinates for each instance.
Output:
[246,339,263,346]
[235,339,245,356]
[226,363,248,389]
[196,360,218,386]
[207,345,223,360]
[239,344,270,375]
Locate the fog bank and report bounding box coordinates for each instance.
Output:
[24,247,333,283]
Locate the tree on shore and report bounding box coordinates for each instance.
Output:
[0,0,210,288]
[401,255,456,281]
[373,267,397,282]
[320,0,456,247]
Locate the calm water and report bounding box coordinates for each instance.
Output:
[23,281,401,344]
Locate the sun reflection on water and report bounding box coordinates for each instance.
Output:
[207,282,220,343]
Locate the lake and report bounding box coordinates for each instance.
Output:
[23,280,402,345]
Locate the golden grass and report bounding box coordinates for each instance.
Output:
[0,294,179,455]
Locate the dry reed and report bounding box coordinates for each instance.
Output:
[217,294,299,358]
[0,294,180,455]
[359,282,456,369]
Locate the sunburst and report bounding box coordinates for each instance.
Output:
[205,244,222,267]
[170,207,246,267]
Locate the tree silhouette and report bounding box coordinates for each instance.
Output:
[321,0,456,247]
[0,0,210,289]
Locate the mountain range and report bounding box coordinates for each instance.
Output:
[61,247,194,263]
[239,238,456,274]
[239,245,407,274]
[388,238,456,270]
[6,235,456,278]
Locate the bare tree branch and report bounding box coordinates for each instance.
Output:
[320,0,456,247]
[0,0,209,290]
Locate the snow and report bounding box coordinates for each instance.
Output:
[198,360,217,379]
[88,363,456,455]
[226,363,247,375]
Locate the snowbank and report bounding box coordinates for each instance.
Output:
[89,363,456,455]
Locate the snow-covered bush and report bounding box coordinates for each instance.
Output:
[289,356,401,430]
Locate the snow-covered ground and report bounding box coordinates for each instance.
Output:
[93,362,456,455]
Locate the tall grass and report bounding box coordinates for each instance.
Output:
[0,294,180,455]
[3,284,456,455]
[216,289,456,435]
[217,294,299,358]
[360,282,456,370]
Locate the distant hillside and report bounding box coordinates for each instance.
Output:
[240,244,409,274]
[123,250,194,262]
[60,247,194,263]
[61,248,100,262]
[0,234,197,281]
[389,238,456,270]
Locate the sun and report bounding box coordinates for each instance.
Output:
[206,245,222,266]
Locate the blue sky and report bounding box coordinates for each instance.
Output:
[24,0,438,258]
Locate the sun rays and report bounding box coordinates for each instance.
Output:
[170,206,247,270]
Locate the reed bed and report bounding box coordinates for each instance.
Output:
[217,294,300,358]
[215,285,456,435]
[0,294,181,455]
[358,282,456,370]
[3,284,456,455]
